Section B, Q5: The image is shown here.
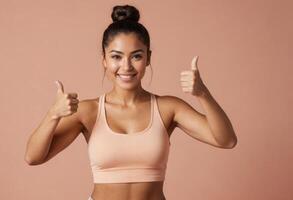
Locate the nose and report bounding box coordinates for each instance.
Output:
[122,57,134,70]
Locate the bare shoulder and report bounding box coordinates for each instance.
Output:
[152,94,191,120]
[153,93,203,125]
[78,97,99,112]
[153,94,187,111]
[156,94,199,109]
[77,97,100,134]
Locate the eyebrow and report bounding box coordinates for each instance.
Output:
[109,49,144,54]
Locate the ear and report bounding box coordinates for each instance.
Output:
[101,55,106,68]
[147,50,152,66]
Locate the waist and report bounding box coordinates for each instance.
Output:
[91,167,166,184]
[92,181,166,200]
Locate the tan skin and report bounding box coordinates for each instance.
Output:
[25,33,237,200]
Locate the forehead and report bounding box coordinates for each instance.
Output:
[106,33,146,53]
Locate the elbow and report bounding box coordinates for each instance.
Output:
[226,139,237,149]
[224,137,238,149]
[24,155,44,166]
[24,156,37,165]
[217,135,238,149]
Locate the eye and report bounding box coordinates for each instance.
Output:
[133,54,142,60]
[111,55,121,60]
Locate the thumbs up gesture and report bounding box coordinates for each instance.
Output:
[50,80,79,119]
[180,56,207,96]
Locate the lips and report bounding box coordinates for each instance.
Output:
[117,73,137,81]
[118,73,137,76]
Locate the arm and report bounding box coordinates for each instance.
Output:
[173,87,237,149]
[177,56,237,148]
[24,106,83,165]
[24,80,83,165]
[197,87,237,148]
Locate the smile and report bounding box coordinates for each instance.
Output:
[117,73,137,81]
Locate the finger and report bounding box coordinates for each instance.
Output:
[67,93,78,98]
[69,99,79,105]
[180,76,195,81]
[182,87,191,93]
[181,82,193,87]
[55,80,64,94]
[70,104,78,111]
[191,56,199,72]
[180,71,194,75]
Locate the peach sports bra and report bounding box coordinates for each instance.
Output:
[87,93,171,183]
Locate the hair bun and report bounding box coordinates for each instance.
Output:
[111,5,140,22]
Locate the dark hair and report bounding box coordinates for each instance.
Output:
[101,5,153,86]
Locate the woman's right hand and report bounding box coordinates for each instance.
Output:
[50,80,79,120]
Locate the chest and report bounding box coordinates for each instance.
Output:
[106,98,175,135]
[83,96,175,142]
[105,102,151,134]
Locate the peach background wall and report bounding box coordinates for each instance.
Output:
[1,0,292,199]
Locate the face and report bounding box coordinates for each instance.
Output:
[102,33,151,90]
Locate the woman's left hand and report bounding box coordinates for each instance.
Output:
[180,56,207,96]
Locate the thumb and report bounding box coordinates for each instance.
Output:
[191,56,199,72]
[55,80,64,94]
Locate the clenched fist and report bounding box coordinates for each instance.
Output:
[50,80,79,120]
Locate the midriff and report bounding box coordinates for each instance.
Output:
[90,181,166,200]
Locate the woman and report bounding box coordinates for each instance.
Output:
[24,4,237,200]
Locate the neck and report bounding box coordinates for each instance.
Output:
[107,84,148,106]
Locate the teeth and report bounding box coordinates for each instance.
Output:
[118,74,136,81]
[120,74,134,78]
